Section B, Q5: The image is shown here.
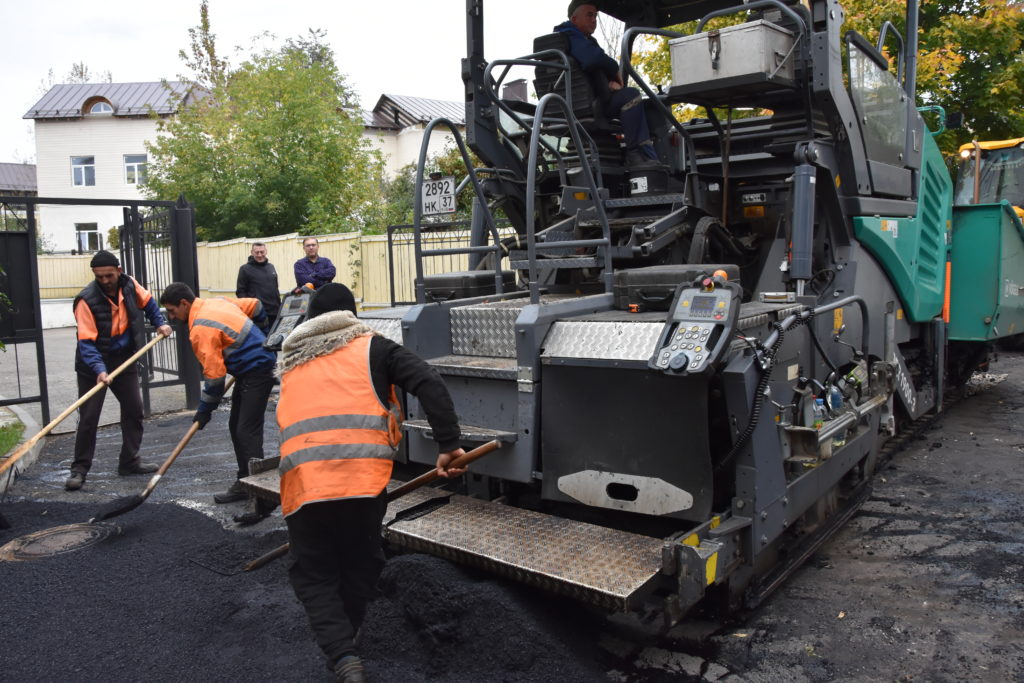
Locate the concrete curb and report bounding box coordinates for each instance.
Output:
[0,400,44,496]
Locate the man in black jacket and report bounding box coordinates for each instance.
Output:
[68,250,173,491]
[236,242,281,330]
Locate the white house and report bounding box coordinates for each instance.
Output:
[362,94,466,178]
[24,85,464,251]
[24,82,195,253]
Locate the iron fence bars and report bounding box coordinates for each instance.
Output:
[0,198,50,423]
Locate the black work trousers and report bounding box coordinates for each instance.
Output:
[286,494,388,665]
[72,360,144,475]
[228,368,275,480]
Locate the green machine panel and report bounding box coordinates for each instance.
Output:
[949,201,1024,341]
[853,133,951,323]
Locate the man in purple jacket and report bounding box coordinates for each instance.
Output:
[555,1,659,166]
[293,237,336,291]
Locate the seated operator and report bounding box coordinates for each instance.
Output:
[555,0,659,166]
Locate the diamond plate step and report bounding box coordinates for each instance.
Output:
[386,494,666,611]
[426,354,518,379]
[403,419,518,443]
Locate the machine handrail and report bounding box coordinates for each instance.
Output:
[876,21,906,88]
[483,53,605,188]
[618,26,698,174]
[525,92,613,303]
[695,0,809,34]
[411,118,507,303]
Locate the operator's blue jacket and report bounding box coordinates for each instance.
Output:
[553,20,620,80]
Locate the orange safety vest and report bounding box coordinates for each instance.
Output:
[277,334,403,517]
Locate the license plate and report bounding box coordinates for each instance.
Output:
[421,176,457,215]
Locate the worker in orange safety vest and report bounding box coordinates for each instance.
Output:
[159,282,276,506]
[276,283,465,683]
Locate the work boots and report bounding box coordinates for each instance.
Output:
[214,480,248,504]
[333,655,366,683]
[65,472,85,491]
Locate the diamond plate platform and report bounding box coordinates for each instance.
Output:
[386,495,666,611]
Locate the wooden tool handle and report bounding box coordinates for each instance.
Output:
[139,377,236,498]
[0,334,166,476]
[386,439,502,501]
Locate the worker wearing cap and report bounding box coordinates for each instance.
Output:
[66,250,173,492]
[276,283,464,683]
[159,282,275,506]
[555,0,660,166]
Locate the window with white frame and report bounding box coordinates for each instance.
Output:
[89,101,113,114]
[71,156,95,186]
[124,154,148,185]
[75,223,101,252]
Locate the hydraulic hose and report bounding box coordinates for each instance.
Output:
[717,309,814,470]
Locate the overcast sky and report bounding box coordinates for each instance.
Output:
[0,0,598,164]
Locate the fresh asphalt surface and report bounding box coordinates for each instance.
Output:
[0,335,1022,680]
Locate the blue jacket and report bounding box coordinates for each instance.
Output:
[294,256,336,290]
[553,21,620,79]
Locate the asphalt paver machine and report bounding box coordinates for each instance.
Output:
[248,0,1024,622]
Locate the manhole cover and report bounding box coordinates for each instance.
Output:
[0,522,121,561]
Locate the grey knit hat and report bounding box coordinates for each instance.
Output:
[567,0,597,18]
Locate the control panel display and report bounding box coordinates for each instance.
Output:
[648,279,741,377]
[689,295,715,316]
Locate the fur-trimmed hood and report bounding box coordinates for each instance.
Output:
[277,310,378,376]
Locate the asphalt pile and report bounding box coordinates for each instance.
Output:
[0,501,608,682]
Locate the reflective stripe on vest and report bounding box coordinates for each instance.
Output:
[192,316,254,361]
[277,334,403,516]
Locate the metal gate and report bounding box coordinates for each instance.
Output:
[119,199,202,412]
[0,195,203,421]
[0,199,49,422]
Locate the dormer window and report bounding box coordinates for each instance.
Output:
[84,97,114,115]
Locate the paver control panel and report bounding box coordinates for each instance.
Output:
[648,278,741,376]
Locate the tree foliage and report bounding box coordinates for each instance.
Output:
[366,143,488,233]
[144,9,382,241]
[632,0,1024,153]
[177,0,228,91]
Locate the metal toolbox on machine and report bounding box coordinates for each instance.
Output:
[668,19,797,101]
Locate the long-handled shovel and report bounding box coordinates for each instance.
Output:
[89,377,235,523]
[242,439,502,572]
[0,335,166,481]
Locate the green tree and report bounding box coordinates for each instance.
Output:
[144,12,382,241]
[364,143,491,234]
[632,0,1024,153]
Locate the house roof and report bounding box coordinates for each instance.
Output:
[0,163,37,192]
[364,94,465,131]
[24,81,194,120]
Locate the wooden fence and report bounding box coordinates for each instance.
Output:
[35,228,489,310]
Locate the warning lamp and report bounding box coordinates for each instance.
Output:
[713,269,729,281]
[743,205,766,218]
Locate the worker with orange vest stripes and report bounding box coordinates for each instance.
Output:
[159,282,276,505]
[276,283,465,683]
[66,250,173,492]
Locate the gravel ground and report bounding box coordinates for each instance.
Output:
[1,355,1023,682]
